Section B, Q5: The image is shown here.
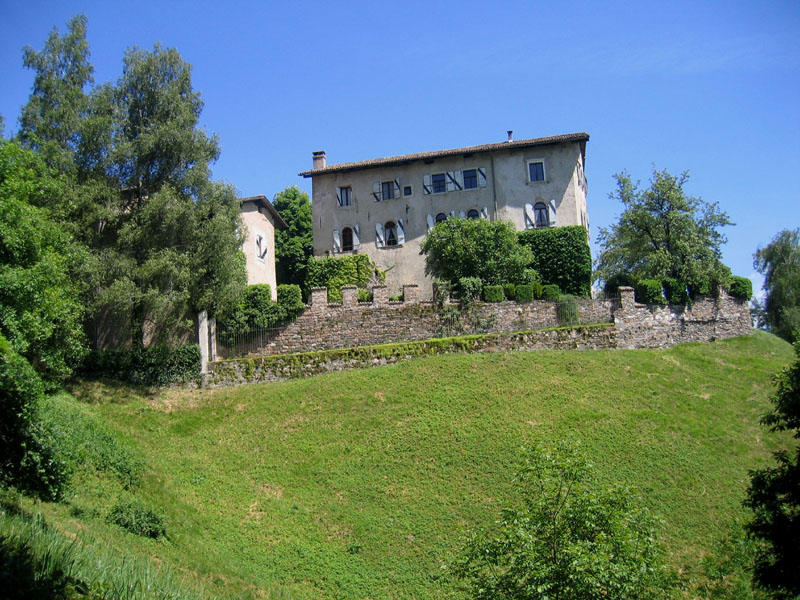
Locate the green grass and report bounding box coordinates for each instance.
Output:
[9,331,794,599]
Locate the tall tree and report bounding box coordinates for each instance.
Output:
[754,229,800,342]
[272,185,312,287]
[595,169,732,292]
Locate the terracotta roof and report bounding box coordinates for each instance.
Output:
[239,195,288,229]
[298,132,589,177]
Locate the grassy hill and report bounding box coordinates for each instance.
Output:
[6,331,794,599]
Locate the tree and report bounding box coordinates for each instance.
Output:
[452,442,673,600]
[272,185,312,288]
[420,218,534,286]
[753,229,800,342]
[595,169,732,293]
[744,341,800,598]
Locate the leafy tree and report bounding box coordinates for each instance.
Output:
[753,229,800,342]
[744,341,800,598]
[272,185,312,287]
[452,442,673,600]
[420,218,534,286]
[596,169,732,293]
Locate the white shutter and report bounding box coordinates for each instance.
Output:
[454,170,463,190]
[446,171,462,191]
[449,210,457,218]
[548,200,557,227]
[353,224,360,250]
[333,228,341,253]
[397,219,405,245]
[524,203,535,229]
[375,222,385,247]
[336,187,342,207]
[477,167,487,187]
[373,182,381,201]
[426,214,435,232]
[481,206,489,220]
[393,179,401,199]
[459,210,466,219]
[423,174,432,194]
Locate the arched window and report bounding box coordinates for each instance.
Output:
[435,212,447,223]
[534,202,549,228]
[342,227,353,251]
[384,221,398,246]
[467,209,480,219]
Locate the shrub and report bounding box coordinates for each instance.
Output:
[542,284,561,301]
[389,293,403,302]
[357,288,373,303]
[457,277,482,305]
[108,500,166,539]
[502,283,516,301]
[518,225,592,296]
[483,285,505,302]
[305,254,374,302]
[663,277,689,305]
[728,276,753,300]
[515,284,535,302]
[276,284,305,316]
[81,344,201,386]
[634,279,666,305]
[602,272,636,296]
[557,294,579,325]
[433,279,454,303]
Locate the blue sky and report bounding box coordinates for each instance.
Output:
[2,0,799,293]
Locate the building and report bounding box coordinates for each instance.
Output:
[299,131,589,297]
[239,195,287,301]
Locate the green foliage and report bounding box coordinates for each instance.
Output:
[541,283,561,300]
[483,285,505,302]
[107,500,166,539]
[596,168,732,296]
[745,341,800,598]
[452,442,674,600]
[219,283,305,336]
[457,276,482,304]
[557,294,579,325]
[663,277,689,305]
[602,271,636,295]
[753,230,800,342]
[389,293,404,302]
[81,344,201,386]
[421,218,534,286]
[635,279,666,305]
[728,276,753,301]
[0,140,87,380]
[357,288,373,303]
[502,283,516,301]
[305,254,374,302]
[515,283,535,302]
[272,186,313,288]
[277,284,305,315]
[518,225,592,296]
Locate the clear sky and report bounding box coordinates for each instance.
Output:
[2,0,799,293]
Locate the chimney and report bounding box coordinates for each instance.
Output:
[507,130,513,142]
[312,150,326,170]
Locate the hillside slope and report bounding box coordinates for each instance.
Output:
[22,332,795,599]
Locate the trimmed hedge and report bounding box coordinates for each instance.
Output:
[515,284,535,302]
[483,285,505,302]
[662,278,689,305]
[518,225,592,297]
[603,272,636,296]
[458,277,483,304]
[502,283,516,301]
[728,275,753,300]
[277,284,305,314]
[82,344,201,386]
[305,254,375,302]
[634,279,666,305]
[542,284,561,301]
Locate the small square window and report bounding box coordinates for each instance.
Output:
[338,186,352,207]
[404,185,412,196]
[431,173,446,194]
[381,181,395,201]
[463,169,478,190]
[528,161,545,182]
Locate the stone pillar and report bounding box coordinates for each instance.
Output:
[618,286,636,310]
[342,285,358,308]
[197,310,209,374]
[372,285,388,306]
[310,287,328,312]
[402,284,419,304]
[209,317,217,361]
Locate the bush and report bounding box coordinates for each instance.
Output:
[663,277,689,305]
[389,293,403,302]
[518,225,592,296]
[728,275,753,300]
[433,280,454,303]
[515,284,535,302]
[107,500,166,539]
[542,284,561,301]
[305,254,375,302]
[276,284,305,316]
[81,344,201,386]
[483,285,505,302]
[357,288,373,303]
[457,277,482,305]
[603,272,636,296]
[635,279,666,305]
[502,283,516,301]
[557,294,579,325]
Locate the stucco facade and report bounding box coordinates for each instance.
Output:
[239,195,287,301]
[300,132,589,297]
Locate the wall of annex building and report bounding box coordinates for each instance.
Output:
[241,201,278,301]
[310,141,587,297]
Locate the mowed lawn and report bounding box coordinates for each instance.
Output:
[37,331,793,599]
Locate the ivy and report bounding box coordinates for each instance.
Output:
[305,254,375,302]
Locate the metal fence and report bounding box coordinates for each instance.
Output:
[215,320,295,359]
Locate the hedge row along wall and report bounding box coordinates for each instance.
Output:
[518,225,592,297]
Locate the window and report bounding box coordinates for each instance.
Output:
[404,185,412,196]
[534,202,549,228]
[337,186,352,207]
[381,181,395,201]
[463,169,478,190]
[431,173,446,194]
[528,161,545,182]
[342,227,353,251]
[384,221,398,246]
[467,209,480,219]
[435,212,447,223]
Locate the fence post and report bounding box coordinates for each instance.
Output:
[618,286,636,310]
[209,316,217,361]
[197,310,209,374]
